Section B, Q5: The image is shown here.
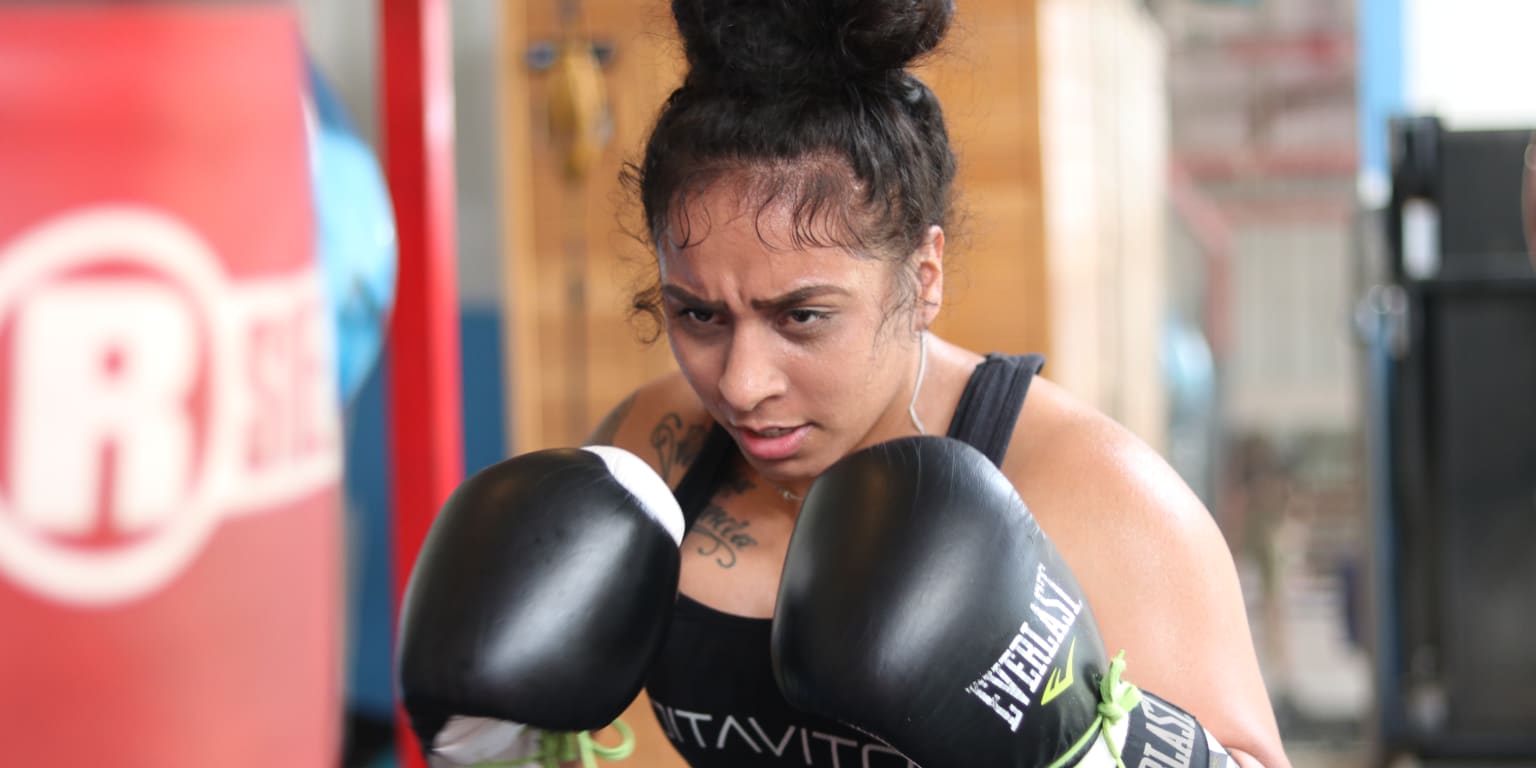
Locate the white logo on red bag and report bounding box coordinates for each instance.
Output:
[0,206,340,606]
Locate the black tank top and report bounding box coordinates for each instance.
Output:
[645,354,1045,767]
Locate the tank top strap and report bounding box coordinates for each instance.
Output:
[673,423,734,530]
[945,353,1045,467]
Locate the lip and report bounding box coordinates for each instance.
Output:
[731,423,811,462]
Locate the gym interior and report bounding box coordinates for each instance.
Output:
[1,1,1531,767]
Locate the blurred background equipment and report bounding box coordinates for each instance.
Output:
[1362,116,1536,764]
[0,2,343,766]
[307,57,399,405]
[1160,2,1371,753]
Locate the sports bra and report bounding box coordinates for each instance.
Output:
[644,354,1045,767]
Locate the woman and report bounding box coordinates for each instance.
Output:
[591,1,1290,767]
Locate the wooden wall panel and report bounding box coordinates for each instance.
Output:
[505,1,683,452]
[920,0,1052,358]
[1038,0,1169,448]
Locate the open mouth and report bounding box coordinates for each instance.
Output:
[733,423,811,461]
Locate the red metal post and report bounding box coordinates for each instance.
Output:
[381,0,463,766]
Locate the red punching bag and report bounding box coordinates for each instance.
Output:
[0,3,343,766]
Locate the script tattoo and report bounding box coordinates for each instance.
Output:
[651,412,706,481]
[692,505,757,568]
[587,392,636,445]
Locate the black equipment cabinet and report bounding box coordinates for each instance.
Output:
[1363,117,1536,764]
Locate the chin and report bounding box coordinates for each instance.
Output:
[744,449,824,486]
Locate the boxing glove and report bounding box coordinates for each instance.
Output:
[397,446,683,766]
[772,436,1231,768]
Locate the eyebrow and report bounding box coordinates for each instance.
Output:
[661,284,851,313]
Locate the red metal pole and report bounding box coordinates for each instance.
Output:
[381,0,463,766]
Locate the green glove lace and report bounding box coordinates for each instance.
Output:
[471,718,635,768]
[1043,651,1143,768]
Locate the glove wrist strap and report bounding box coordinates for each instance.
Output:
[1048,656,1235,768]
[471,719,636,768]
[1044,651,1143,768]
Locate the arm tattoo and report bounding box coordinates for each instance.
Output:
[650,412,706,481]
[586,392,636,445]
[691,504,758,568]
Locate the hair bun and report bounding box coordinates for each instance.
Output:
[672,0,953,91]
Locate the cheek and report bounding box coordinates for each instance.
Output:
[667,332,717,391]
[793,331,885,413]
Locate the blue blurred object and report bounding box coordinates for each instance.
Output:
[1162,315,1217,506]
[306,58,397,404]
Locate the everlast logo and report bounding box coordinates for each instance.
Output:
[1135,695,1197,768]
[963,562,1084,730]
[1124,694,1230,768]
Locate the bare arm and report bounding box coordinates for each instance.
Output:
[582,373,712,485]
[1007,389,1290,768]
[1230,747,1275,768]
[585,391,637,446]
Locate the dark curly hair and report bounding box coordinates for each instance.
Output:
[624,0,960,338]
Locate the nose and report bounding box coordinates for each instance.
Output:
[717,326,787,416]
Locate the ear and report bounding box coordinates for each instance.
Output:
[914,225,945,329]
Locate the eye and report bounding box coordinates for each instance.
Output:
[783,309,831,326]
[676,307,717,325]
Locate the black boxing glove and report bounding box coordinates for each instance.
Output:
[397,446,683,767]
[772,436,1232,768]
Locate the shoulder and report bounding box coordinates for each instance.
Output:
[1001,376,1211,550]
[1000,377,1290,768]
[1000,378,1225,637]
[586,371,716,489]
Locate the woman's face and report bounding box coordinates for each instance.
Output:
[658,183,941,488]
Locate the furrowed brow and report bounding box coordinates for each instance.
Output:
[661,285,726,312]
[750,285,850,312]
[661,284,850,313]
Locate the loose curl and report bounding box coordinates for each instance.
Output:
[624,0,960,341]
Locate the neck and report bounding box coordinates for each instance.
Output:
[767,479,804,504]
